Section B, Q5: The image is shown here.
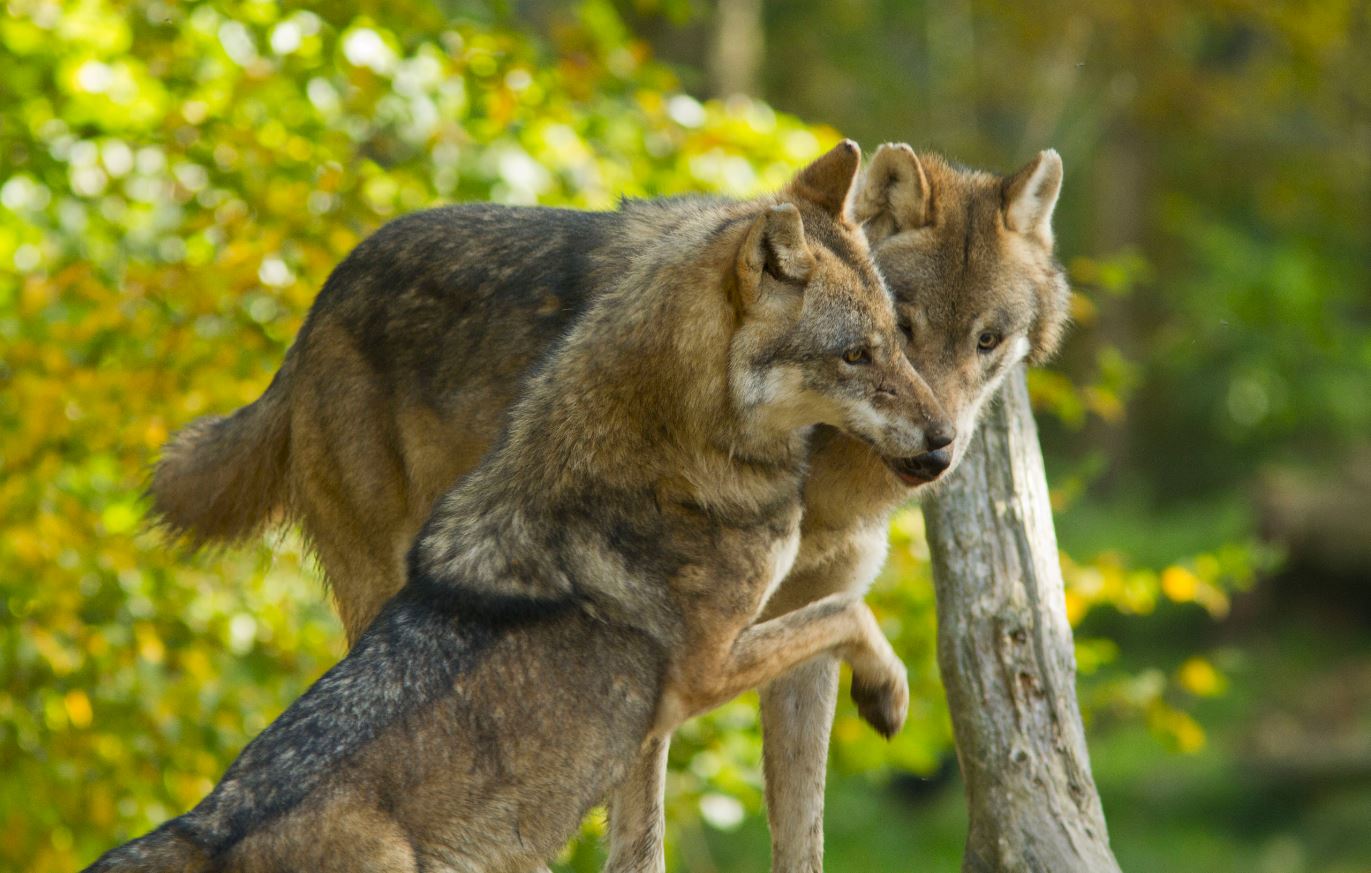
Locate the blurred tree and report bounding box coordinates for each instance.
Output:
[708,0,763,97]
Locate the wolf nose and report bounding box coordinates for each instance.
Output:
[925,426,955,452]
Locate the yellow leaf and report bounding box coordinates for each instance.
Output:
[1176,657,1226,697]
[1161,565,1198,602]
[1063,590,1088,626]
[135,623,166,665]
[144,418,168,448]
[1172,711,1207,754]
[100,502,139,535]
[63,690,92,729]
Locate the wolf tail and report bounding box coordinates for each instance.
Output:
[147,351,295,545]
[82,822,211,873]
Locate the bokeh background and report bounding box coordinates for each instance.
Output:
[2,1,1369,870]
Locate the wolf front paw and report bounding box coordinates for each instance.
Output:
[850,661,908,739]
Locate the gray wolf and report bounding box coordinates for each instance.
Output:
[147,142,1070,871]
[89,142,946,872]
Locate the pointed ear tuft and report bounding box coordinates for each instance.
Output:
[786,139,862,218]
[854,143,932,243]
[1003,148,1063,246]
[736,204,814,309]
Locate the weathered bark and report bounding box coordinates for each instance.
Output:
[923,366,1121,873]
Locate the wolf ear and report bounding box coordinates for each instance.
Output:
[854,143,932,243]
[736,204,815,309]
[785,139,862,218]
[1003,149,1063,247]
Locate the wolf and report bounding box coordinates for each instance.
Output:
[88,142,951,872]
[146,141,1070,871]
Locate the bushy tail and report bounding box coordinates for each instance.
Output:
[83,823,211,873]
[148,355,294,545]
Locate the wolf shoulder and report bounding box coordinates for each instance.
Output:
[311,202,622,311]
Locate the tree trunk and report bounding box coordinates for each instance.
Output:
[922,366,1121,873]
[708,0,764,97]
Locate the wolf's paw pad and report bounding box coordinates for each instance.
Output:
[851,667,908,739]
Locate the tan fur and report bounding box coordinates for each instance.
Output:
[146,142,1070,872]
[744,146,1071,872]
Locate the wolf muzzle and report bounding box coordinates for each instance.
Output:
[885,446,953,485]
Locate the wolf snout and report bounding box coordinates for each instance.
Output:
[884,443,954,486]
[908,447,952,478]
[925,425,955,452]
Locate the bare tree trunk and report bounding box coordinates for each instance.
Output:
[708,0,764,97]
[922,366,1121,873]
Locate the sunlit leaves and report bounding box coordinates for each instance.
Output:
[1062,540,1267,626]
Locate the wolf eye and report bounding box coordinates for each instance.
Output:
[842,347,871,365]
[976,331,1002,352]
[897,320,914,341]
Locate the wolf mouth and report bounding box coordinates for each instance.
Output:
[882,449,952,486]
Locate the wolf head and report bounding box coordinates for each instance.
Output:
[729,140,955,469]
[854,144,1071,482]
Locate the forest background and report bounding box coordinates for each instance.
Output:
[2,1,1368,870]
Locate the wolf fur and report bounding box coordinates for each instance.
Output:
[749,145,1070,871]
[91,142,948,872]
[145,143,1070,872]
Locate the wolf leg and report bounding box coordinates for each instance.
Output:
[752,536,884,873]
[758,657,838,873]
[602,736,670,873]
[286,322,419,642]
[294,494,406,643]
[666,594,907,737]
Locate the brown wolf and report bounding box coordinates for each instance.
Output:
[89,142,948,872]
[147,142,1069,871]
